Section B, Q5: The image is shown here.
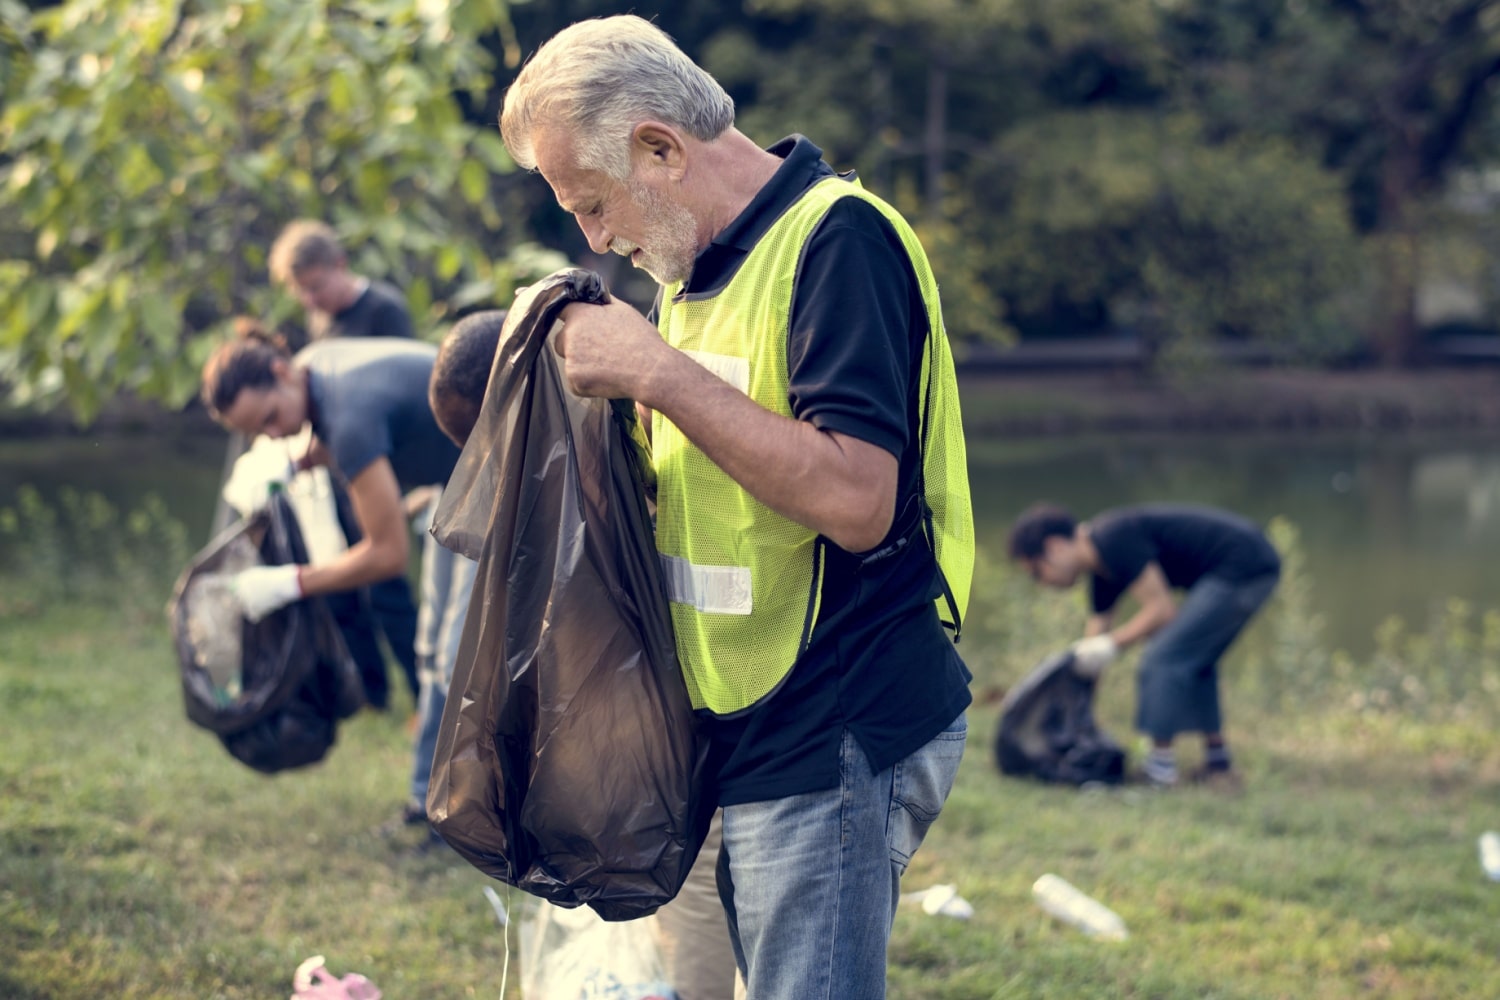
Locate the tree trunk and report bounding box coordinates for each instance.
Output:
[1372,152,1422,368]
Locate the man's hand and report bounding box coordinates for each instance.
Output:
[1071,634,1119,678]
[552,298,670,402]
[230,565,304,623]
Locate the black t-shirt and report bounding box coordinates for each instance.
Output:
[312,279,414,340]
[1088,504,1282,615]
[667,135,971,805]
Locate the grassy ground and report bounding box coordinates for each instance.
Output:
[3,520,1500,998]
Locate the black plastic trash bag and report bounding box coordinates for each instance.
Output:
[427,268,714,922]
[994,649,1126,786]
[169,490,364,774]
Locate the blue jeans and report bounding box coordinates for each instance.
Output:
[716,713,967,1000]
[1136,572,1279,742]
[410,493,478,810]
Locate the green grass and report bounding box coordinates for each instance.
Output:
[3,501,1500,998]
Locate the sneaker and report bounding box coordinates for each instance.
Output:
[1141,751,1178,787]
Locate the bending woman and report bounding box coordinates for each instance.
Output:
[201,323,475,833]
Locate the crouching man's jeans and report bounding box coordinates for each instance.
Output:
[716,712,967,1000]
[1135,571,1279,742]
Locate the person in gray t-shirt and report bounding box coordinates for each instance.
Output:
[201,327,472,836]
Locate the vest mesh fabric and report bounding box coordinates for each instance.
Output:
[656,176,973,714]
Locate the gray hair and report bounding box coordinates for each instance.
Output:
[501,15,735,179]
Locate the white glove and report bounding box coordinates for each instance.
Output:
[223,450,298,518]
[1071,634,1119,678]
[230,564,304,623]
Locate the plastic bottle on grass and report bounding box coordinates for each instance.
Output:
[919,884,975,919]
[1032,873,1129,941]
[1479,831,1500,882]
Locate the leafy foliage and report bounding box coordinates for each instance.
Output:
[6,0,1500,420]
[0,0,550,422]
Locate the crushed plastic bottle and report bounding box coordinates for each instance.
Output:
[1032,873,1129,941]
[1479,831,1500,882]
[918,883,975,920]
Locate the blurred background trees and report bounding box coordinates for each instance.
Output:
[4,0,1500,421]
[0,0,552,420]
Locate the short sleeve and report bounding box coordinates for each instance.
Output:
[326,421,390,485]
[372,298,414,339]
[786,197,920,460]
[1088,514,1155,613]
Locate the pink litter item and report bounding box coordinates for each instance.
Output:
[291,955,382,1000]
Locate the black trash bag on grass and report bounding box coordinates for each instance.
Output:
[427,268,714,922]
[995,649,1126,786]
[169,491,364,774]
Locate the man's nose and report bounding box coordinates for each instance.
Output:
[576,214,611,255]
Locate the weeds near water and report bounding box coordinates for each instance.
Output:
[0,484,191,618]
[1239,517,1335,713]
[1351,601,1500,725]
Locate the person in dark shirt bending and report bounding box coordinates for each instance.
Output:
[1008,503,1281,787]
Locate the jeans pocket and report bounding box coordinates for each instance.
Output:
[887,713,967,870]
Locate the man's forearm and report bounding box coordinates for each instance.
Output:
[643,355,896,552]
[297,538,408,596]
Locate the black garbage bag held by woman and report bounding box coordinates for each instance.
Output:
[170,490,365,774]
[427,269,714,921]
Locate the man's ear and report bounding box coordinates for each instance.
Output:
[631,121,687,177]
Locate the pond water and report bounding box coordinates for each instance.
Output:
[4,424,1499,656]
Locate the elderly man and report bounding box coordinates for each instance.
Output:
[499,16,975,998]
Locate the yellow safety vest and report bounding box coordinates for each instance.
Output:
[655,175,974,715]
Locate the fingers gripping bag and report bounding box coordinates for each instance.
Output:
[169,490,365,774]
[427,268,714,921]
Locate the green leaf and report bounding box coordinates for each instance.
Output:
[435,245,463,282]
[459,159,488,204]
